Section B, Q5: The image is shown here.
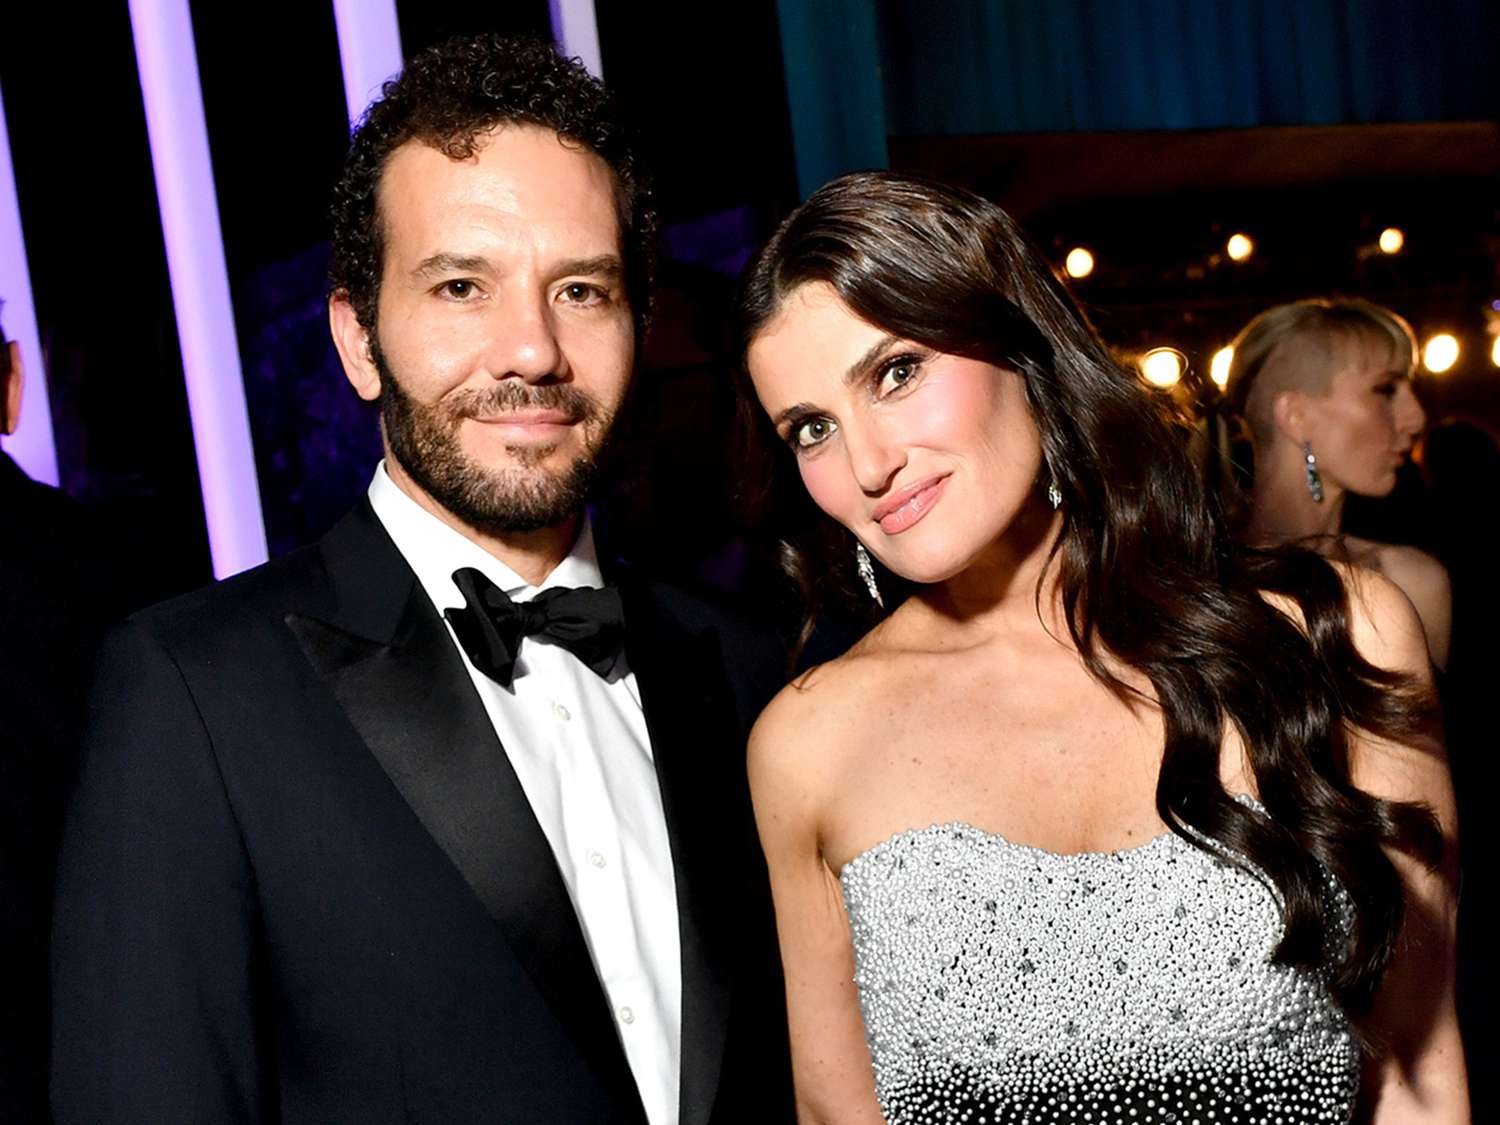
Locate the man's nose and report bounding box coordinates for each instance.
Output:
[480,289,563,382]
[844,415,906,495]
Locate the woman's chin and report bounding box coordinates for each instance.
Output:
[878,552,973,588]
[1347,472,1398,499]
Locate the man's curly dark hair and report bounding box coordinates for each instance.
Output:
[329,35,654,333]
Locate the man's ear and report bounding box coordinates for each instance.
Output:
[1,341,22,436]
[329,293,382,402]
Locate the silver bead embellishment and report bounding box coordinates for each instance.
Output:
[840,800,1359,1124]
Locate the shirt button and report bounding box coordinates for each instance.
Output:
[618,1005,635,1025]
[589,851,607,869]
[552,701,571,722]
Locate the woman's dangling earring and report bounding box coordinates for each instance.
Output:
[1047,480,1063,510]
[1302,442,1324,503]
[855,542,883,607]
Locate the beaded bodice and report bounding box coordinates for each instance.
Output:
[840,819,1359,1125]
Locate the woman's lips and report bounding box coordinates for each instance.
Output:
[873,474,950,535]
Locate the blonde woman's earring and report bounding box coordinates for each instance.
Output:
[1302,442,1324,503]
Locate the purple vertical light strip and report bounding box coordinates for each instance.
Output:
[0,81,59,485]
[129,0,268,579]
[550,0,604,78]
[330,0,404,127]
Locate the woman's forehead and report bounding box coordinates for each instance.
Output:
[750,284,887,368]
[1331,327,1408,380]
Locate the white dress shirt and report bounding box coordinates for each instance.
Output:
[368,464,681,1125]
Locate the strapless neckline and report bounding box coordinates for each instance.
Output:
[841,793,1265,879]
[842,820,1180,879]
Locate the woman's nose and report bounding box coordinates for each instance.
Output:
[842,414,907,495]
[1394,381,1426,440]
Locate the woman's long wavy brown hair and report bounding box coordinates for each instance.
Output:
[735,171,1440,1013]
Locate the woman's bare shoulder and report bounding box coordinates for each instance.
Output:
[1337,541,1450,667]
[754,641,901,748]
[1341,534,1446,605]
[1372,541,1450,609]
[749,633,912,796]
[1257,554,1431,662]
[1334,559,1431,672]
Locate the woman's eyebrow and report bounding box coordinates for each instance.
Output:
[844,334,903,387]
[773,402,818,429]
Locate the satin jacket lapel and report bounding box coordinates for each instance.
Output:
[621,582,741,1125]
[287,502,643,1118]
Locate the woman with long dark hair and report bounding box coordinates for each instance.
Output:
[737,173,1465,1123]
[1223,299,1450,669]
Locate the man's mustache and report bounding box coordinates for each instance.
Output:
[444,381,600,425]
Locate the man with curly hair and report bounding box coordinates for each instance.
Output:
[51,35,794,1125]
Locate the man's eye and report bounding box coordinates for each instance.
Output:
[792,417,837,449]
[877,358,920,396]
[439,279,478,300]
[560,282,606,305]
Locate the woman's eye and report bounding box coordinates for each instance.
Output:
[792,417,837,449]
[877,358,920,396]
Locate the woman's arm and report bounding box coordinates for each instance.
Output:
[1341,567,1468,1123]
[749,680,887,1125]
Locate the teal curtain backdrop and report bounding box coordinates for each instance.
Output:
[776,0,890,198]
[777,0,1500,197]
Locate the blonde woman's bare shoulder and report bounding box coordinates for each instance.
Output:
[1373,543,1451,668]
[1325,561,1455,819]
[1377,543,1449,607]
[1327,558,1434,678]
[1259,556,1429,668]
[1344,536,1447,593]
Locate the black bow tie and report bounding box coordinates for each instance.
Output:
[444,567,625,688]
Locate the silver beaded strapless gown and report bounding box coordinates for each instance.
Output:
[840,816,1359,1125]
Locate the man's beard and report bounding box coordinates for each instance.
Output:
[373,338,613,535]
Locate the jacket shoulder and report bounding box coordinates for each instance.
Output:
[122,540,332,656]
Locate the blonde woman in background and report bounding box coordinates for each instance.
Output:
[1225,299,1451,669]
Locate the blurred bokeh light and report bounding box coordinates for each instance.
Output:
[1422,333,1460,373]
[1210,346,1234,388]
[1140,347,1185,387]
[1065,246,1095,278]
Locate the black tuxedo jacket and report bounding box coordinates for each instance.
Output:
[51,500,795,1124]
[2,453,126,1123]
